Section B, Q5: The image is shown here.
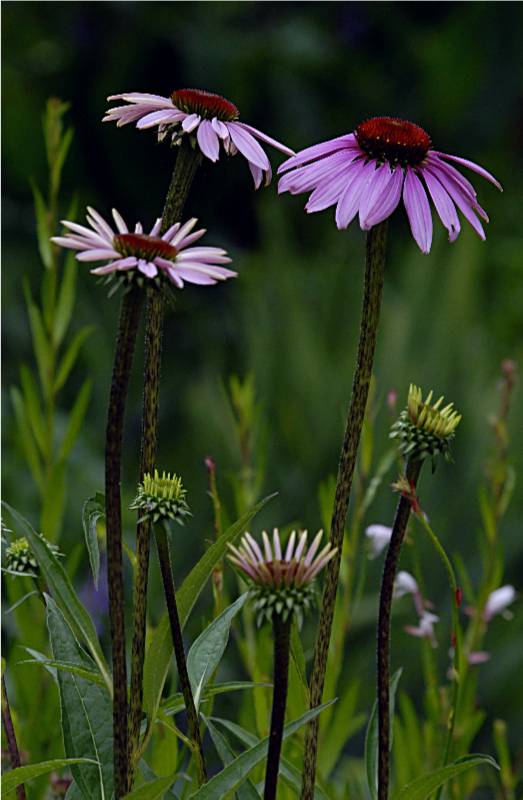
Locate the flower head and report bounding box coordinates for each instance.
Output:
[404,610,440,647]
[365,524,392,559]
[130,470,191,525]
[51,208,236,291]
[278,116,502,253]
[104,88,294,189]
[483,585,516,622]
[228,528,337,627]
[3,536,62,577]
[390,384,461,462]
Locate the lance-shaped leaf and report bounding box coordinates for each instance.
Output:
[394,754,499,800]
[2,759,98,796]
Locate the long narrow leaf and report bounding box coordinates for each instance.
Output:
[2,502,112,692]
[202,716,260,800]
[81,492,105,588]
[58,379,92,460]
[54,325,94,392]
[394,754,499,800]
[54,251,77,345]
[10,387,43,489]
[19,364,46,455]
[2,759,98,795]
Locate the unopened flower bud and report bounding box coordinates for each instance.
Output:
[131,470,191,525]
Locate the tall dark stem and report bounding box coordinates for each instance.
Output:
[105,286,143,798]
[154,521,207,785]
[377,458,422,800]
[302,221,388,799]
[264,614,292,800]
[128,139,201,771]
[2,675,26,800]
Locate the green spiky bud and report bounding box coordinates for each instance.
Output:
[3,536,62,577]
[390,384,461,462]
[251,581,317,629]
[130,470,191,524]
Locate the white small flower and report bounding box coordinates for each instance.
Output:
[484,585,516,621]
[393,570,419,598]
[365,524,392,559]
[405,611,440,647]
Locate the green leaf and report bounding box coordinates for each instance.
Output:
[142,493,276,732]
[54,325,94,393]
[46,596,113,800]
[394,754,499,800]
[365,668,403,800]
[41,460,67,541]
[2,502,112,692]
[161,682,271,716]
[2,591,40,616]
[189,701,335,800]
[31,181,53,269]
[54,252,78,345]
[58,379,92,460]
[23,280,52,399]
[123,773,180,800]
[289,618,308,693]
[19,365,46,455]
[211,717,330,800]
[187,593,249,710]
[202,716,260,800]
[81,492,105,588]
[10,386,43,489]
[2,759,98,795]
[20,656,105,686]
[51,126,74,198]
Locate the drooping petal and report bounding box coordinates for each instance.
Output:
[196,119,220,162]
[138,260,158,278]
[421,168,461,242]
[431,151,502,191]
[335,159,374,229]
[305,165,356,213]
[226,122,270,171]
[403,168,433,254]
[181,113,201,133]
[211,118,229,139]
[425,165,486,240]
[278,150,356,196]
[278,134,358,174]
[239,123,295,157]
[360,166,404,230]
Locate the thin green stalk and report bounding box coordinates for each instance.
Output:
[105,286,143,798]
[264,614,292,800]
[128,139,201,773]
[154,521,207,786]
[2,675,26,800]
[377,457,422,800]
[414,512,463,799]
[302,220,388,800]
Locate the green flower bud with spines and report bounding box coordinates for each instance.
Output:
[130,470,191,524]
[3,535,62,577]
[390,384,461,463]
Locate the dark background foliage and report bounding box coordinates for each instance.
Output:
[3,0,523,770]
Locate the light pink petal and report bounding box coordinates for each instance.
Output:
[425,165,486,240]
[226,122,270,170]
[166,268,184,289]
[196,119,220,162]
[262,531,273,562]
[137,109,185,129]
[305,165,357,213]
[135,222,143,234]
[175,263,236,280]
[176,229,206,250]
[426,154,483,212]
[182,113,200,133]
[162,222,181,242]
[211,118,229,139]
[137,260,158,278]
[273,529,282,561]
[335,160,374,229]
[177,246,230,263]
[107,92,173,106]
[172,268,217,286]
[149,219,162,237]
[285,531,296,562]
[431,151,502,191]
[59,220,109,247]
[249,162,264,190]
[304,531,323,566]
[113,257,138,270]
[86,207,115,241]
[76,248,121,262]
[111,209,128,234]
[360,166,404,230]
[90,263,120,275]
[294,531,308,562]
[170,218,198,247]
[103,107,152,126]
[421,169,461,242]
[245,533,264,562]
[51,236,88,251]
[279,150,358,196]
[278,134,359,174]
[403,168,433,254]
[239,123,295,157]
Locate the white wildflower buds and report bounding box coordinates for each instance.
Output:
[227,528,337,628]
[390,384,462,463]
[130,470,191,525]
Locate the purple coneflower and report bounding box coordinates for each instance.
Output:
[278,116,502,253]
[104,88,294,188]
[51,207,236,288]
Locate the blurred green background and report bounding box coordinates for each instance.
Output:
[2,0,523,782]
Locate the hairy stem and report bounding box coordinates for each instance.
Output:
[301,220,388,800]
[2,675,26,800]
[264,615,292,800]
[128,139,201,773]
[155,521,207,785]
[105,286,143,798]
[377,458,422,800]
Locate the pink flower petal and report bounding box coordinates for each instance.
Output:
[431,151,502,191]
[226,122,270,171]
[196,119,220,162]
[182,113,201,133]
[425,165,486,240]
[421,169,460,242]
[278,134,358,174]
[138,260,158,278]
[136,109,185,129]
[360,166,404,230]
[239,123,295,157]
[335,159,374,229]
[403,168,433,254]
[76,248,121,262]
[305,165,356,213]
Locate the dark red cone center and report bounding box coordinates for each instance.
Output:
[114,233,178,262]
[355,117,431,167]
[170,88,239,121]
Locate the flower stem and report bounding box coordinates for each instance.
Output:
[105,286,143,798]
[1,675,26,800]
[128,139,201,772]
[377,457,422,800]
[264,614,292,800]
[301,220,388,800]
[154,521,207,786]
